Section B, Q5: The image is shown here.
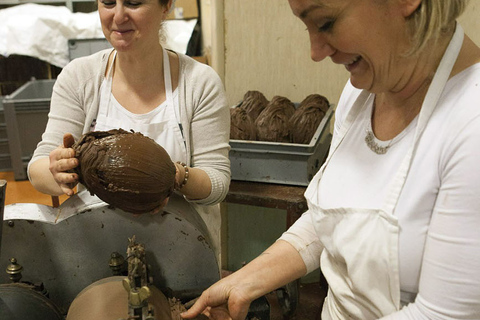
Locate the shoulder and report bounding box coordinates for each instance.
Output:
[177,53,223,86]
[440,63,480,127]
[57,49,112,84]
[426,63,480,163]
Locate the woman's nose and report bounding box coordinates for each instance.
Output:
[114,4,129,24]
[309,33,335,62]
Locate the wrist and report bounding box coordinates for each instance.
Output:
[174,162,189,190]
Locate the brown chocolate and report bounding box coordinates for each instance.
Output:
[290,95,330,144]
[230,107,256,140]
[255,96,295,142]
[298,94,329,113]
[240,91,269,120]
[72,129,176,214]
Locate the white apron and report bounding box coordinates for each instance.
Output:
[306,25,464,319]
[92,48,223,270]
[94,47,186,163]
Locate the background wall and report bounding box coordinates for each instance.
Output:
[219,0,480,107]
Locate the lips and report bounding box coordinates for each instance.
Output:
[113,29,133,35]
[344,55,361,72]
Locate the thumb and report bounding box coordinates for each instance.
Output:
[180,297,209,319]
[63,133,75,148]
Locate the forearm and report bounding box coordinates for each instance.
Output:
[225,240,307,300]
[28,158,64,196]
[182,240,307,319]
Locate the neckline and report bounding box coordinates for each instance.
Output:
[365,94,418,149]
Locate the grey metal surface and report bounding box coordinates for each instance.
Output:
[0,193,220,313]
[68,38,112,61]
[229,105,334,186]
[0,285,64,320]
[2,80,54,180]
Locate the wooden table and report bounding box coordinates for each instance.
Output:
[225,180,308,228]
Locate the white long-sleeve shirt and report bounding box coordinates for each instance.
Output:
[280,63,480,319]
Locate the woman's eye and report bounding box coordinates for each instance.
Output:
[101,0,116,6]
[318,20,334,32]
[125,1,142,6]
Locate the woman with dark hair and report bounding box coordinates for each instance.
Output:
[28,0,230,265]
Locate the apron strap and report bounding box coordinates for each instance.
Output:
[163,47,180,125]
[382,24,464,214]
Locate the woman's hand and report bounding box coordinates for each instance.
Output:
[181,279,252,320]
[48,133,79,196]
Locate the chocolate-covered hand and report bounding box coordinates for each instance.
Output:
[48,133,79,196]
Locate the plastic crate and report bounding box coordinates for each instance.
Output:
[2,79,54,180]
[229,105,334,187]
[68,38,112,61]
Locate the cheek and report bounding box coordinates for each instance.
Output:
[98,12,111,26]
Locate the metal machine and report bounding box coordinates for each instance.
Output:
[0,181,299,319]
[0,186,220,318]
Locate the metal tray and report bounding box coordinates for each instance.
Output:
[229,105,334,186]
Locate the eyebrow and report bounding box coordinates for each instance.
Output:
[299,4,326,19]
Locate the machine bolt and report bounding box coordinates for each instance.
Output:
[109,252,125,275]
[6,257,23,282]
[7,221,14,227]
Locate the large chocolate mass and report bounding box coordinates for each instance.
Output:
[255,96,296,142]
[72,129,176,214]
[290,94,330,144]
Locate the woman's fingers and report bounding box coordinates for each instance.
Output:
[206,306,234,320]
[181,295,212,319]
[56,171,78,196]
[48,134,79,196]
[56,157,78,172]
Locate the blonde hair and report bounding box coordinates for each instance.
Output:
[407,0,469,54]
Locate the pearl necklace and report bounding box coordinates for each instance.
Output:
[365,129,392,154]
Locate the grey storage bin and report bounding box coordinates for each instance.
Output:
[68,38,112,61]
[229,105,334,186]
[2,79,55,180]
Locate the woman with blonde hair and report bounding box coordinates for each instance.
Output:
[182,0,480,318]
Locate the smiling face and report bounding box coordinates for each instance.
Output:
[289,0,415,93]
[98,0,168,52]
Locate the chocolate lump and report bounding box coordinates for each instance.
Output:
[72,129,176,214]
[290,94,330,144]
[240,90,269,120]
[255,96,296,142]
[230,107,257,140]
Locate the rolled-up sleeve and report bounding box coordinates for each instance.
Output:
[279,210,323,274]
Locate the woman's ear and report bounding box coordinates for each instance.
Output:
[399,0,422,18]
[165,0,174,14]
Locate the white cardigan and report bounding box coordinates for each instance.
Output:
[28,49,231,205]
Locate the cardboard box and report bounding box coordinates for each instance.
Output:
[167,0,199,20]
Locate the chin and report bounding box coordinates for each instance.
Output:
[110,42,132,52]
[350,78,366,90]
